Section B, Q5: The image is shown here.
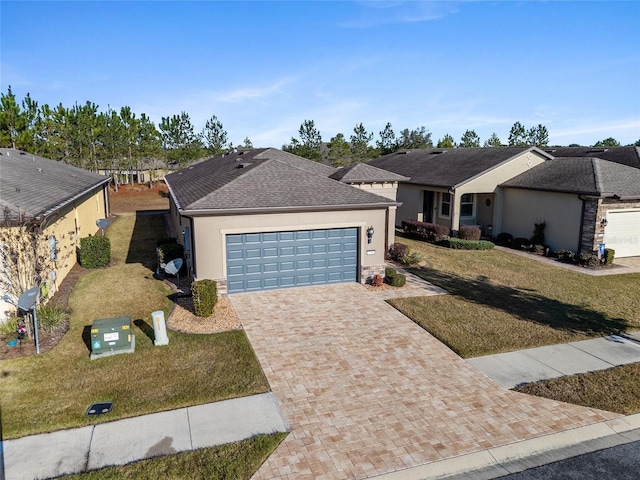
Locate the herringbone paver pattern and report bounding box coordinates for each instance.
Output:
[231,283,619,480]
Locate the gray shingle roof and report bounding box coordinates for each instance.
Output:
[544,146,640,169]
[367,147,550,187]
[501,157,640,198]
[0,148,109,221]
[329,162,409,183]
[164,148,396,213]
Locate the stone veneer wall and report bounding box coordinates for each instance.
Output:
[361,264,386,284]
[579,198,600,254]
[582,199,640,254]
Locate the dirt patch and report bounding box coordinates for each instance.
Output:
[0,263,86,361]
[0,327,68,360]
[109,183,170,214]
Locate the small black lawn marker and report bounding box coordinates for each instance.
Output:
[86,402,113,416]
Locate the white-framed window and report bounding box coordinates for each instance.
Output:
[460,193,475,217]
[440,192,451,218]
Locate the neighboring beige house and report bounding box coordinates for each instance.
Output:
[164,148,400,295]
[0,148,110,321]
[368,146,554,235]
[500,157,640,257]
[98,158,173,185]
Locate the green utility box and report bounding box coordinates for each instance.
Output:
[90,316,135,359]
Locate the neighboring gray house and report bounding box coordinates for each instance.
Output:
[164,148,401,294]
[368,147,553,235]
[544,146,640,169]
[500,157,640,258]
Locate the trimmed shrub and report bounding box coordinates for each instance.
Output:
[436,238,494,250]
[389,273,407,287]
[458,226,481,241]
[156,237,178,247]
[371,274,384,287]
[604,248,615,265]
[555,249,575,262]
[401,250,424,266]
[579,252,598,269]
[387,243,409,262]
[512,237,531,250]
[157,242,184,265]
[191,279,217,317]
[79,235,111,268]
[402,220,449,242]
[36,304,69,333]
[496,232,513,246]
[384,267,397,277]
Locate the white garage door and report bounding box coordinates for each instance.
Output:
[603,210,640,258]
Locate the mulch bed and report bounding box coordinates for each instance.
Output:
[0,264,85,361]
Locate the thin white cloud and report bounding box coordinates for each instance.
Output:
[213,77,297,104]
[340,1,460,28]
[552,119,640,144]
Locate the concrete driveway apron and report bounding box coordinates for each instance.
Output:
[231,283,619,480]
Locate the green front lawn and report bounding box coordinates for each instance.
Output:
[60,433,286,480]
[389,236,640,358]
[514,364,640,415]
[0,213,269,439]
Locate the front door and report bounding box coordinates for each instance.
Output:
[423,191,434,223]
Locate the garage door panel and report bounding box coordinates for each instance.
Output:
[245,248,262,259]
[226,228,358,293]
[280,246,295,256]
[280,261,295,271]
[263,247,278,257]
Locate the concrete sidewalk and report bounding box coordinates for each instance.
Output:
[1,392,288,480]
[468,332,640,389]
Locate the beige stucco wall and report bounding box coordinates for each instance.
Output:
[0,185,108,322]
[350,182,399,201]
[44,186,108,293]
[395,184,422,225]
[499,188,583,252]
[188,208,388,285]
[451,150,547,231]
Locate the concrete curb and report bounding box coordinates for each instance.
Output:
[371,414,640,479]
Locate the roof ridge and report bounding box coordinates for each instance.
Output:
[592,157,604,194]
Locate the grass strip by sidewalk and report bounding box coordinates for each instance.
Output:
[0,213,269,439]
[59,432,287,480]
[514,364,640,415]
[388,236,640,358]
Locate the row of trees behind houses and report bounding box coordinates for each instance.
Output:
[0,86,633,174]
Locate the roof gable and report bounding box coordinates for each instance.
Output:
[501,157,640,198]
[367,147,551,187]
[0,148,109,220]
[329,162,409,183]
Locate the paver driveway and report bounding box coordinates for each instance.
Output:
[231,283,619,480]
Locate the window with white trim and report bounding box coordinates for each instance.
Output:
[440,193,451,218]
[460,193,475,217]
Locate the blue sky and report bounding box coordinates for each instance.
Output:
[2,1,639,148]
